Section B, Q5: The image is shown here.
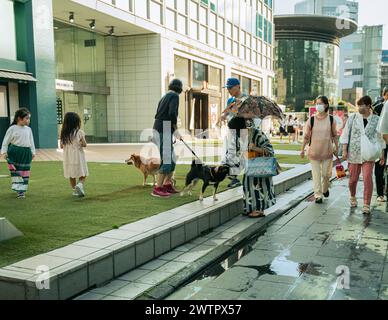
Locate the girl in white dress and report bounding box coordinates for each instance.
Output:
[60,112,89,197]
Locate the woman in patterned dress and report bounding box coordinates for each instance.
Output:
[243,122,277,218]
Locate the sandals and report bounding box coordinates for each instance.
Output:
[248,211,266,218]
[350,197,358,208]
[362,205,371,215]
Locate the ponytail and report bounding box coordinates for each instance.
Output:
[12,108,31,126]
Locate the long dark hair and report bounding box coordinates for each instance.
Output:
[60,112,81,145]
[12,108,30,125]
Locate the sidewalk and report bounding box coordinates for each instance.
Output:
[167,177,388,300]
[22,143,299,163]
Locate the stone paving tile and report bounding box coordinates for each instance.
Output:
[118,268,151,282]
[206,266,258,292]
[174,245,214,263]
[238,280,292,300]
[158,250,184,261]
[293,233,330,248]
[102,295,130,300]
[90,280,129,295]
[139,259,168,271]
[330,287,380,300]
[284,274,337,300]
[306,223,340,235]
[174,243,198,252]
[379,284,388,300]
[166,285,203,300]
[280,245,320,263]
[190,287,242,300]
[110,282,153,299]
[157,261,190,274]
[135,270,175,285]
[74,292,105,300]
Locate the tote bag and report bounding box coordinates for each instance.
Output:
[246,156,278,178]
[360,119,381,162]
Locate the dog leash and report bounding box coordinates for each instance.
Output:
[179,138,203,164]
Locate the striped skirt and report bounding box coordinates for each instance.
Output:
[243,174,276,213]
[7,144,33,193]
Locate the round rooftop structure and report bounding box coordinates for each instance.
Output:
[274,15,358,46]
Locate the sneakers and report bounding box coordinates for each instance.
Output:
[377,196,386,203]
[163,183,179,194]
[315,198,323,204]
[323,190,330,198]
[228,178,242,188]
[151,186,171,198]
[75,183,85,197]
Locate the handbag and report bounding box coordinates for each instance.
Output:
[246,155,278,178]
[335,157,346,179]
[360,119,381,162]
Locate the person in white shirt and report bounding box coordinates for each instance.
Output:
[377,88,388,144]
[1,108,36,199]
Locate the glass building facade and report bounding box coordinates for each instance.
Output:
[275,39,340,111]
[99,0,275,70]
[274,15,357,112]
[54,21,109,142]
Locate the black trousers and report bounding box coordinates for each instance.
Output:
[375,147,388,197]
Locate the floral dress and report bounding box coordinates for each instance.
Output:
[243,129,276,213]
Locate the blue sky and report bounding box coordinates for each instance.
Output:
[274,0,388,49]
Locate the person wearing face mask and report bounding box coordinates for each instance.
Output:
[301,96,338,204]
[340,96,386,215]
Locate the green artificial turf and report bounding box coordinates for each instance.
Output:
[0,162,229,267]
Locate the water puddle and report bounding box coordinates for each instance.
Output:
[168,228,326,299]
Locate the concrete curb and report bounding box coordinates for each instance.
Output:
[0,164,315,300]
[136,192,313,300]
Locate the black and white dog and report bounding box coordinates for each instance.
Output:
[180,160,230,201]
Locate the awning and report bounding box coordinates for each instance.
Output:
[0,69,37,82]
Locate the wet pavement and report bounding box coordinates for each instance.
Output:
[167,177,388,300]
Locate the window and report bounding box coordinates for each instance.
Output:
[166,0,175,8]
[209,30,216,47]
[0,0,17,60]
[193,61,208,88]
[166,9,176,30]
[135,0,147,18]
[178,14,187,34]
[177,0,187,14]
[150,1,162,24]
[218,34,224,50]
[199,25,207,43]
[190,20,198,39]
[190,1,198,20]
[199,5,207,24]
[218,17,224,33]
[241,76,251,95]
[210,12,216,29]
[114,0,130,11]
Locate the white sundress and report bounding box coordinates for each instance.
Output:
[63,130,89,178]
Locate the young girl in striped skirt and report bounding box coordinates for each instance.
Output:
[1,108,36,199]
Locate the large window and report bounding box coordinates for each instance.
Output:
[54,21,108,142]
[193,61,208,88]
[0,0,16,60]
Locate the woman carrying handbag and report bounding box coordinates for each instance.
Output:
[241,120,278,218]
[340,96,386,214]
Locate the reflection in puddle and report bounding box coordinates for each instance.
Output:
[168,230,327,299]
